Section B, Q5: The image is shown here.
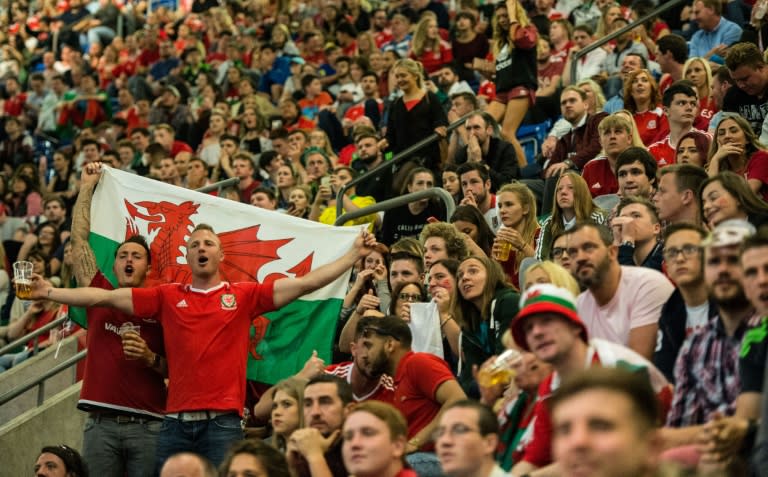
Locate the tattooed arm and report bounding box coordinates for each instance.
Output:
[71,163,102,287]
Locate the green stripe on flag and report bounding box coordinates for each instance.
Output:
[250,298,342,384]
[68,233,122,329]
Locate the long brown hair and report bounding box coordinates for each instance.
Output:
[709,114,767,171]
[492,1,531,55]
[498,183,539,275]
[549,172,600,240]
[454,255,512,333]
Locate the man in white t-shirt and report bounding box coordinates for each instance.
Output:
[565,222,674,360]
[654,223,715,383]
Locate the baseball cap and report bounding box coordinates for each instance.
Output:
[510,283,588,351]
[703,219,756,249]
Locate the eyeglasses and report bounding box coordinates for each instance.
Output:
[551,247,569,259]
[398,293,423,302]
[432,423,481,440]
[663,244,701,261]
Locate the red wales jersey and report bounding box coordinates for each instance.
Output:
[79,272,166,417]
[132,281,275,414]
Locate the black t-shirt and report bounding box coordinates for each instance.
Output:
[740,317,767,393]
[378,201,446,246]
[722,86,768,133]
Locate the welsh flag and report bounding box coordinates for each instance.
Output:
[74,167,359,384]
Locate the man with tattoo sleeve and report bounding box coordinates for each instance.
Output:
[73,162,168,477]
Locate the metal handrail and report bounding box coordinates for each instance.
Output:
[0,349,87,407]
[334,187,456,226]
[569,0,689,85]
[195,177,240,195]
[335,112,473,218]
[0,314,70,357]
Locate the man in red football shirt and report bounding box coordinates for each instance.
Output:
[29,215,377,469]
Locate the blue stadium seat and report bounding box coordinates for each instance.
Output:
[517,119,551,165]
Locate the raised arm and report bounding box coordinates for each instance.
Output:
[272,230,376,308]
[30,274,135,315]
[71,162,102,286]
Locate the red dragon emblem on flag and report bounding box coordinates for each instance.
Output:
[123,199,316,359]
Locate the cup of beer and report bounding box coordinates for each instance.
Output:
[13,261,34,299]
[118,322,141,360]
[477,349,523,388]
[493,241,513,262]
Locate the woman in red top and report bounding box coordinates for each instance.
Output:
[707,114,768,201]
[97,45,120,90]
[684,57,717,130]
[410,13,453,75]
[624,69,669,146]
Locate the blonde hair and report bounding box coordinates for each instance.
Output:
[683,57,713,99]
[392,58,425,90]
[523,261,580,296]
[576,79,606,112]
[612,110,645,147]
[412,12,440,58]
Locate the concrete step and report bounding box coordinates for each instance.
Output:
[0,382,86,476]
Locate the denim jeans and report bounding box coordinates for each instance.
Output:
[82,415,161,477]
[406,452,444,477]
[155,413,243,472]
[0,347,30,372]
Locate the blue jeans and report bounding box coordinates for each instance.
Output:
[155,413,243,472]
[0,347,30,372]
[406,452,444,477]
[82,415,161,477]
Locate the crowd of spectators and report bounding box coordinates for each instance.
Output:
[4,0,768,476]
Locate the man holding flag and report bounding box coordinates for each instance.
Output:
[27,180,377,470]
[71,162,168,477]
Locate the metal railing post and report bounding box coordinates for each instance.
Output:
[0,349,88,407]
[334,188,456,227]
[335,113,473,219]
[569,0,688,85]
[195,177,240,194]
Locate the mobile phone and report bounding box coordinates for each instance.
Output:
[321,176,332,188]
[271,119,283,130]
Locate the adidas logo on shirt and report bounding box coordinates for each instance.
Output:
[593,182,601,189]
[176,299,188,308]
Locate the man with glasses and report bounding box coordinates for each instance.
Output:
[654,223,715,383]
[355,315,465,474]
[435,400,505,477]
[550,232,573,273]
[662,220,759,449]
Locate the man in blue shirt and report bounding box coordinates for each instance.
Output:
[689,0,742,60]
